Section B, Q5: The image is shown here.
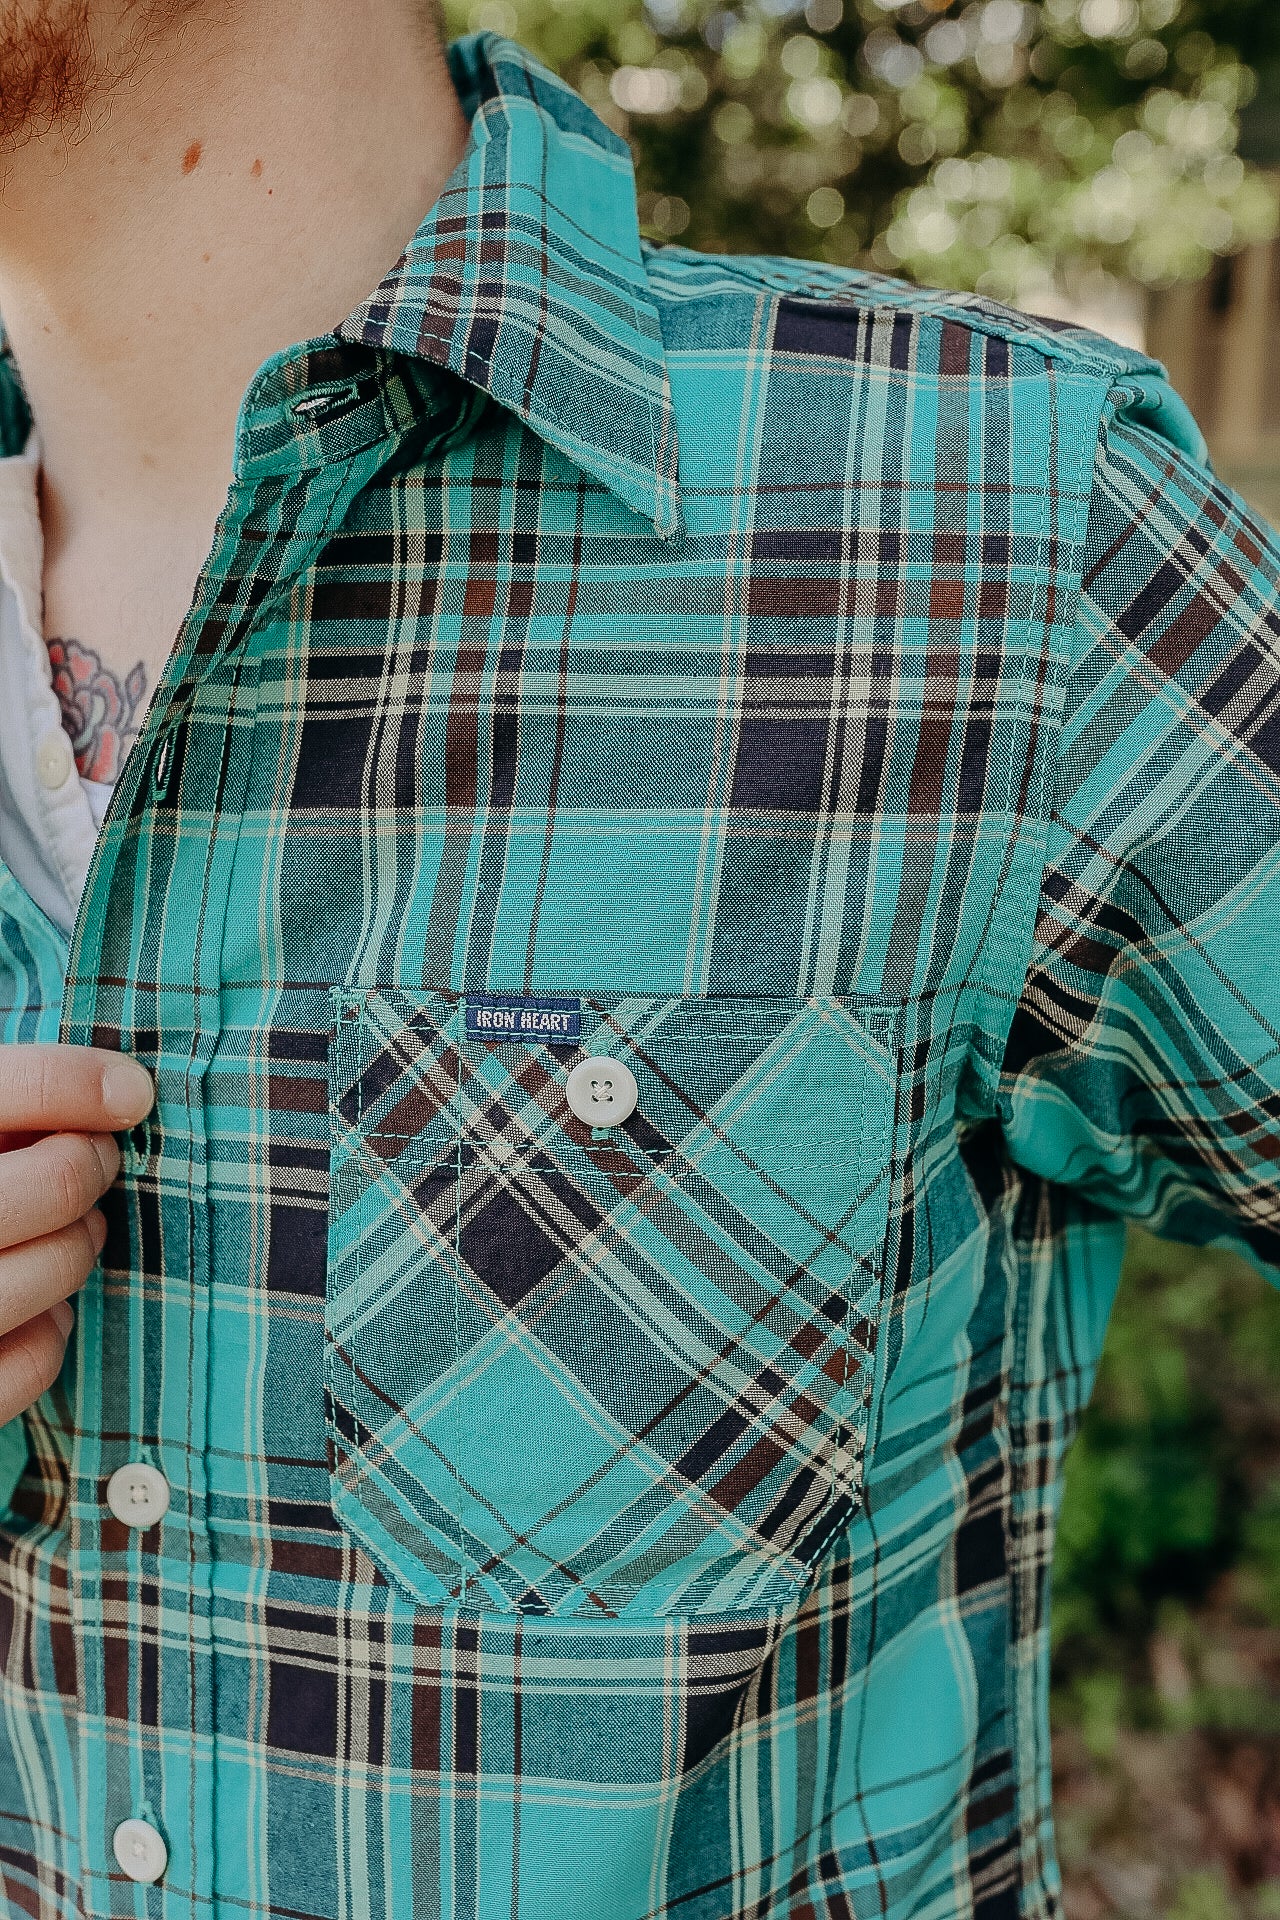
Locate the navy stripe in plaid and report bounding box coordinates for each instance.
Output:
[0,29,1273,1920]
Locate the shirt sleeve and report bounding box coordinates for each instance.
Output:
[1000,384,1280,1281]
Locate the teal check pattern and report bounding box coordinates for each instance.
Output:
[0,30,1276,1920]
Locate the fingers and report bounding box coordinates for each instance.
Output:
[0,1307,73,1427]
[0,1209,105,1340]
[0,1131,120,1252]
[0,1049,145,1434]
[0,1045,154,1135]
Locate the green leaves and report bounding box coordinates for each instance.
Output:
[445,0,1280,303]
[1054,1233,1278,1657]
[1051,1234,1280,1910]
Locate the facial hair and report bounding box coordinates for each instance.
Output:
[0,0,191,151]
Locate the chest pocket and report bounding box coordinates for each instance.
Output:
[325,989,898,1617]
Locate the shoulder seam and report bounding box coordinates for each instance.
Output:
[643,243,1163,383]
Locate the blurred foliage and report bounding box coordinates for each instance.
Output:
[443,0,1280,308]
[1052,1233,1280,1914]
[1054,1232,1280,1662]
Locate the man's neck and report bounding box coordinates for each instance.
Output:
[0,0,469,564]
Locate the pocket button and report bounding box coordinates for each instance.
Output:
[565,1057,639,1128]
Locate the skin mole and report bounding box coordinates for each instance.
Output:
[181,139,202,175]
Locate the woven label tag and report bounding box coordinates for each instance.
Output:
[464,996,581,1042]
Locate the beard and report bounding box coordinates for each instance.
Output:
[0,0,190,150]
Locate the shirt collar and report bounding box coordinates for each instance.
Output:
[0,35,683,537]
[337,33,682,540]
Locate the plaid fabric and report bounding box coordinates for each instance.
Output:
[0,30,1275,1920]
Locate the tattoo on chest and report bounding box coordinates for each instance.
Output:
[46,638,149,785]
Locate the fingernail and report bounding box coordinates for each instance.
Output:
[51,1300,74,1338]
[87,1207,107,1252]
[90,1132,121,1182]
[102,1058,155,1125]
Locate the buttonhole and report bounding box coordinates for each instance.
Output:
[152,725,181,798]
[291,383,361,421]
[125,1122,150,1169]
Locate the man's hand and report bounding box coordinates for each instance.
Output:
[0,1045,154,1425]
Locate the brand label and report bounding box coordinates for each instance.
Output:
[465,996,582,1042]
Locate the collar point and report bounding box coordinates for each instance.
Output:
[652,496,685,544]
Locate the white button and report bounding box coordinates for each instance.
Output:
[106,1462,170,1530]
[565,1057,639,1129]
[36,730,74,790]
[112,1818,168,1884]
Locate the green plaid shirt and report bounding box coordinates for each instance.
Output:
[0,31,1276,1920]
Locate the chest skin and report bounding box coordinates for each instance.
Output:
[40,480,233,774]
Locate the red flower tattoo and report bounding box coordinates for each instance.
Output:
[46,637,148,784]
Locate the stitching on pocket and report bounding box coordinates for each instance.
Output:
[327,991,899,1614]
[348,1014,373,1576]
[781,1003,899,1576]
[363,1134,876,1173]
[356,1121,891,1305]
[330,1022,480,1606]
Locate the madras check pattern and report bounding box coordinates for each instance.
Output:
[0,29,1273,1920]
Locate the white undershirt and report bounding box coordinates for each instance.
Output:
[0,434,115,938]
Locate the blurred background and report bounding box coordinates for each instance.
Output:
[438,4,1280,1911]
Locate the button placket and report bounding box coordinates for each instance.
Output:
[63,419,413,1919]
